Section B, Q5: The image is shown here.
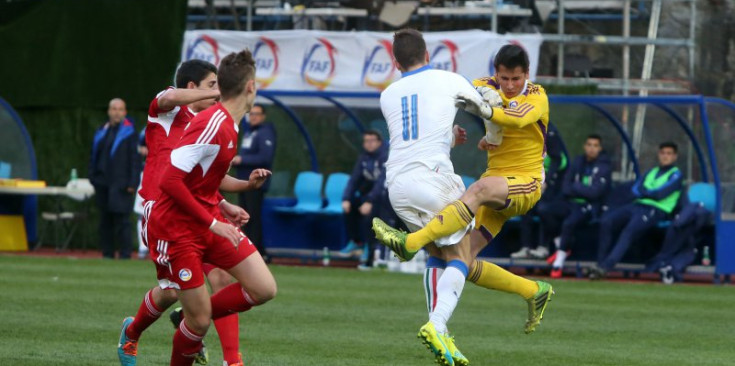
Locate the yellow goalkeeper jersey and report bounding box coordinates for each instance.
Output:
[472,76,549,180]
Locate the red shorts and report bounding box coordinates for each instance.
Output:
[149,230,257,290]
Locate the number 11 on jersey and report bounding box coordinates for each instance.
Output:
[401,94,418,141]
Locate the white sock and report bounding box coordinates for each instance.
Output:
[553,249,568,268]
[429,265,467,334]
[423,267,444,318]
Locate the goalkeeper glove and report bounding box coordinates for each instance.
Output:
[475,85,503,107]
[455,92,494,120]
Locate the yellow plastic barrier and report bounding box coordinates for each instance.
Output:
[0,215,28,251]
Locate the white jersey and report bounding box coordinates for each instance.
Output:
[380,66,482,184]
[380,65,481,246]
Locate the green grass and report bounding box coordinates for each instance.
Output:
[1,255,733,365]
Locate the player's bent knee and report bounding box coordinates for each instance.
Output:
[466,177,507,208]
[157,288,179,307]
[185,314,211,335]
[248,280,277,305]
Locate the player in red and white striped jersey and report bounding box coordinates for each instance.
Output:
[120,59,269,366]
[151,50,275,366]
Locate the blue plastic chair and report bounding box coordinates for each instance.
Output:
[274,171,324,214]
[321,173,350,214]
[0,162,11,179]
[460,175,476,190]
[688,183,716,213]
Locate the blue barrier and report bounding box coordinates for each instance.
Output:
[0,97,38,243]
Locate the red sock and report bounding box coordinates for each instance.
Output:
[214,314,241,364]
[170,320,203,366]
[211,283,255,320]
[126,289,163,341]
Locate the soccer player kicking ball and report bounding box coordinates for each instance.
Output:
[374,43,554,356]
[118,60,270,366]
[150,50,275,366]
[377,28,501,366]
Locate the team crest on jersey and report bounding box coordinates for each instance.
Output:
[301,38,337,90]
[185,35,220,65]
[178,268,192,282]
[253,37,280,89]
[509,101,519,109]
[361,39,397,91]
[429,40,459,72]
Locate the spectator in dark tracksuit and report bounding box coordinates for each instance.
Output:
[340,130,388,264]
[232,104,276,261]
[645,195,711,284]
[512,125,568,259]
[589,142,683,279]
[89,98,140,259]
[539,134,611,278]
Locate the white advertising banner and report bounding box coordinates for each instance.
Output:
[182,30,542,92]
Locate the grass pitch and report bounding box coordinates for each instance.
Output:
[0,255,733,365]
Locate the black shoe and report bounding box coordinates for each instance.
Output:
[588,265,606,280]
[169,307,183,329]
[170,307,210,365]
[659,265,674,285]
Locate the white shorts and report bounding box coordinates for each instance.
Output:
[387,167,471,247]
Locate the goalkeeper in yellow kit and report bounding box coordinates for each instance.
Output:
[374,44,554,340]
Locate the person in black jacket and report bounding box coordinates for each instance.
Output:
[339,130,388,262]
[645,195,712,284]
[232,104,277,261]
[511,125,568,259]
[538,134,612,278]
[89,98,141,259]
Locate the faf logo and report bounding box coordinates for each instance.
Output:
[178,268,192,282]
[430,40,459,72]
[301,38,337,90]
[362,39,397,91]
[253,37,279,89]
[185,35,220,65]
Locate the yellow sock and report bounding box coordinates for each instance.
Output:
[467,260,539,299]
[405,200,474,251]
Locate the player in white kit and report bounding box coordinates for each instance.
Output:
[378,29,487,366]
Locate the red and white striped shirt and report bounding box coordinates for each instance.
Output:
[149,103,239,241]
[138,88,197,202]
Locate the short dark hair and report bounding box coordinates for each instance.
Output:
[659,141,678,153]
[392,28,426,71]
[586,134,602,144]
[218,50,256,100]
[175,59,217,88]
[493,44,530,73]
[251,104,266,114]
[364,129,382,142]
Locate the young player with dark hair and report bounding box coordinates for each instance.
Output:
[118,58,270,366]
[148,50,276,366]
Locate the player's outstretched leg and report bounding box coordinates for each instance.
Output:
[170,308,210,365]
[117,317,138,366]
[371,218,415,261]
[525,280,554,334]
[418,322,455,366]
